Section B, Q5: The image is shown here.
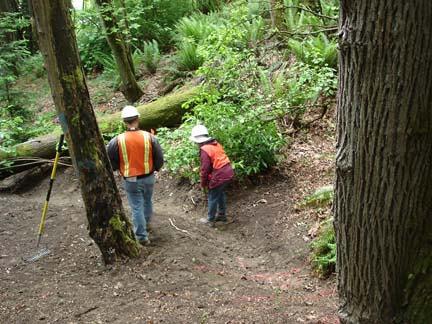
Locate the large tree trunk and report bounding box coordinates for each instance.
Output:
[0,86,199,164]
[31,0,141,264]
[95,0,143,102]
[335,1,432,323]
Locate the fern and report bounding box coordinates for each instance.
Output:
[141,40,160,74]
[303,185,334,207]
[92,51,121,89]
[175,40,204,71]
[310,217,336,278]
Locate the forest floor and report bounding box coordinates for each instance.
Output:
[0,74,339,324]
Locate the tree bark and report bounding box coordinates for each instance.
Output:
[269,0,285,31]
[31,0,141,264]
[0,86,199,164]
[95,0,143,102]
[335,1,432,323]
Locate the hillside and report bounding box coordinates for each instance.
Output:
[0,68,338,323]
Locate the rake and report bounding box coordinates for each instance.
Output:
[24,134,64,263]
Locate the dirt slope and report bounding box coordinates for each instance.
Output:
[0,121,338,324]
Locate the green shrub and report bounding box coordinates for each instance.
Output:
[159,4,286,181]
[157,125,200,182]
[19,52,46,79]
[310,217,336,278]
[74,8,109,72]
[0,116,26,147]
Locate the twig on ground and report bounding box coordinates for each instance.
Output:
[190,196,197,205]
[168,218,191,236]
[74,306,99,318]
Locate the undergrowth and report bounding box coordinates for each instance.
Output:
[310,217,336,279]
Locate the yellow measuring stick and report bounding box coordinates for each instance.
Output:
[36,134,64,247]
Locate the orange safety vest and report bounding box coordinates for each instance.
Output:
[118,131,153,177]
[200,143,230,169]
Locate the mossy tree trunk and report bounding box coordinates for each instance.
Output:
[31,0,141,264]
[335,1,432,323]
[95,0,143,102]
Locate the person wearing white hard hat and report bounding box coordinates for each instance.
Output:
[107,105,164,245]
[190,124,234,227]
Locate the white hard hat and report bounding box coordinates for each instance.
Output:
[121,105,140,120]
[189,125,210,143]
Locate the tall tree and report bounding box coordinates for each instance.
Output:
[95,0,143,102]
[31,0,141,264]
[335,1,432,323]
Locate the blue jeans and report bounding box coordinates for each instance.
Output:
[207,182,228,221]
[124,173,155,241]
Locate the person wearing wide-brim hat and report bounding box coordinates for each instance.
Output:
[190,125,235,227]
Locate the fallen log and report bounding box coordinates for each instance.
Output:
[0,164,52,192]
[0,86,199,164]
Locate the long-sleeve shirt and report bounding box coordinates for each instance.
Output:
[107,129,164,174]
[200,139,234,189]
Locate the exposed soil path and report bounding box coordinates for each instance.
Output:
[0,124,338,324]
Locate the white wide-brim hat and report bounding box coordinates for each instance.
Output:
[189,135,211,143]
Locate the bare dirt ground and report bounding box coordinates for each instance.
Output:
[0,118,338,324]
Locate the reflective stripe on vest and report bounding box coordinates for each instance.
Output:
[118,131,153,177]
[200,143,230,169]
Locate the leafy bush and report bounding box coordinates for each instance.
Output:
[19,52,46,79]
[159,4,285,181]
[157,125,200,182]
[74,8,109,72]
[0,116,27,147]
[310,217,336,278]
[0,109,57,150]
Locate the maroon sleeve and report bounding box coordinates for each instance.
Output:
[199,148,212,188]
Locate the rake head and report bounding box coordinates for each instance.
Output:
[23,247,51,263]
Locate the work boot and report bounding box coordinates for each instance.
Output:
[215,214,227,222]
[139,238,151,246]
[198,217,215,228]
